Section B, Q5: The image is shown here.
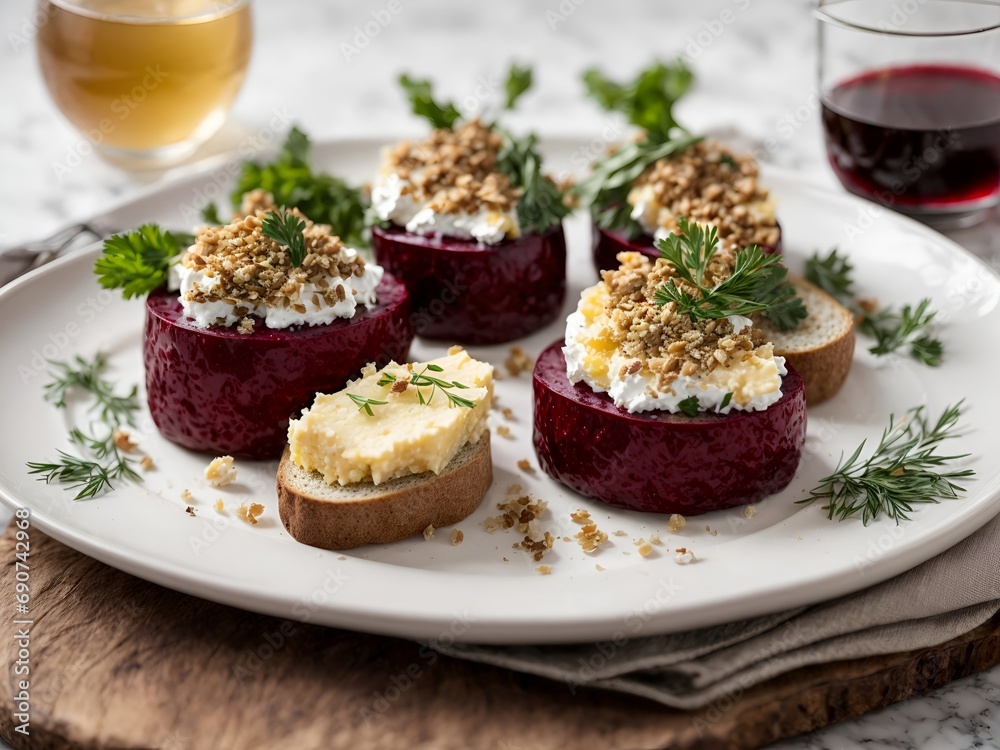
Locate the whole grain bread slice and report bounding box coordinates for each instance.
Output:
[277,432,492,550]
[762,275,855,405]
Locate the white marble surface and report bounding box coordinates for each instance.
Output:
[0,0,997,747]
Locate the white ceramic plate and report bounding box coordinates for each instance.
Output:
[1,138,998,645]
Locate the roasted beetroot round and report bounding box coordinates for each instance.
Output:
[144,274,414,460]
[371,224,566,345]
[532,342,807,515]
[591,223,783,274]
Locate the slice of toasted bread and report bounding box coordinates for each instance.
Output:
[277,433,492,550]
[762,275,855,405]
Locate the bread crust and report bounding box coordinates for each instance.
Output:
[766,275,855,406]
[277,433,492,550]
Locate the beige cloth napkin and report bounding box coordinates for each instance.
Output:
[431,514,1000,710]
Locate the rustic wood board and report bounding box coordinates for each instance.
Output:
[0,525,997,750]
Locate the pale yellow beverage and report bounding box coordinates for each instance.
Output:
[37,0,252,161]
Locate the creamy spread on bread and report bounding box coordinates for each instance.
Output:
[287,348,493,485]
[563,252,785,414]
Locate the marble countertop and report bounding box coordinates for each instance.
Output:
[0,0,996,747]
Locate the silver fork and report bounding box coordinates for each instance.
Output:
[0,222,114,287]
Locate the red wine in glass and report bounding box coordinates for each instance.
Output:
[821,64,1000,223]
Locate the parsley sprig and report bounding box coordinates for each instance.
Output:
[27,354,143,500]
[799,402,973,524]
[397,65,568,234]
[230,127,368,248]
[805,248,944,366]
[94,225,194,299]
[261,210,308,268]
[654,217,807,330]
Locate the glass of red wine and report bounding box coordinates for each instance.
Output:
[818,0,1000,228]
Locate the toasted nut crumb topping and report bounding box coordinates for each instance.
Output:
[381,119,520,217]
[181,203,365,313]
[485,494,551,561]
[205,456,237,487]
[628,140,779,252]
[570,509,591,523]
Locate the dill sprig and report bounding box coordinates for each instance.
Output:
[799,402,973,524]
[43,353,139,427]
[29,355,142,500]
[654,217,807,330]
[805,248,944,366]
[261,210,308,268]
[354,366,477,415]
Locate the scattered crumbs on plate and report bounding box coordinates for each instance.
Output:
[338,555,347,561]
[496,425,513,439]
[667,514,686,533]
[113,428,138,452]
[561,536,572,543]
[502,557,509,562]
[637,543,653,558]
[423,524,435,540]
[595,564,606,572]
[536,565,552,575]
[181,489,193,502]
[622,550,632,556]
[505,346,533,377]
[502,407,515,421]
[705,525,718,537]
[517,459,535,473]
[140,455,155,471]
[450,529,464,545]
[235,502,264,525]
[185,506,196,517]
[613,529,628,537]
[570,509,591,522]
[796,535,803,541]
[649,532,663,546]
[205,455,237,487]
[574,522,609,553]
[214,499,224,512]
[744,505,757,519]
[675,547,696,565]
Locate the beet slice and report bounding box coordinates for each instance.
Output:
[591,223,783,274]
[372,224,566,345]
[144,274,414,460]
[532,342,807,515]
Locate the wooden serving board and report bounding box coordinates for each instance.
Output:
[0,525,997,750]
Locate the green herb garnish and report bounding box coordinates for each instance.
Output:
[43,353,139,427]
[573,134,703,239]
[261,210,308,268]
[94,225,193,299]
[654,217,807,330]
[28,355,142,500]
[799,402,973,524]
[805,248,944,366]
[861,299,943,367]
[719,154,737,170]
[504,63,533,110]
[496,130,571,235]
[349,393,388,417]
[376,372,397,388]
[232,127,367,248]
[677,395,700,417]
[399,74,462,130]
[200,203,224,226]
[582,58,693,142]
[721,392,734,409]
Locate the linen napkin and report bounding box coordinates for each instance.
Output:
[431,513,1000,710]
